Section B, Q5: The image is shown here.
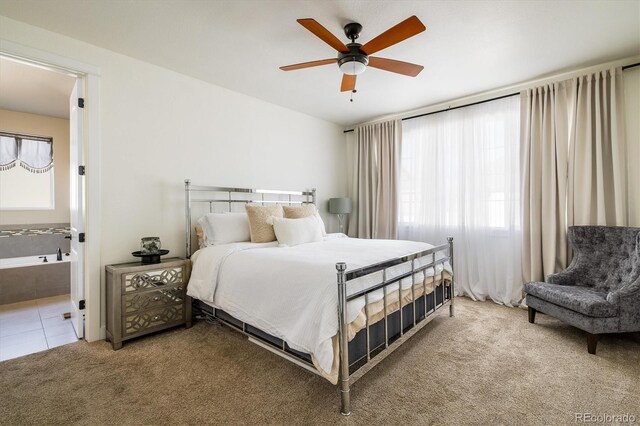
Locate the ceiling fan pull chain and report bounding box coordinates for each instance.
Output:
[350,89,357,102]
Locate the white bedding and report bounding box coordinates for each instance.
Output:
[187,234,450,381]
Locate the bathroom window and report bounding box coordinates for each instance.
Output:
[0,133,55,210]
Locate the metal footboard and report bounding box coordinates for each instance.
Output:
[336,239,454,415]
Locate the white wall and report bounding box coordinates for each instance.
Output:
[624,67,640,226]
[0,16,346,338]
[0,109,70,225]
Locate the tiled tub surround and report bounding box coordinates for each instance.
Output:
[0,223,71,259]
[0,255,71,305]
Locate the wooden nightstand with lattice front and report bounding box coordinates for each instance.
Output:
[106,258,192,350]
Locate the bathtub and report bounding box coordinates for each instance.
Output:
[0,253,70,269]
[0,254,70,305]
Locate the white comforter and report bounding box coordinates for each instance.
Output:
[187,234,448,379]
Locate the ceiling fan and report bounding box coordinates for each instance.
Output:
[280,16,426,93]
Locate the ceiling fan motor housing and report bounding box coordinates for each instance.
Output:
[338,43,369,74]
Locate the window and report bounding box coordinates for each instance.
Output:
[0,133,55,210]
[399,97,521,231]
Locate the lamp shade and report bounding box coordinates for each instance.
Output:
[329,198,352,214]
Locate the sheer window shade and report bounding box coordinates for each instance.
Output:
[399,95,523,306]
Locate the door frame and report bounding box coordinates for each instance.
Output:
[0,39,103,342]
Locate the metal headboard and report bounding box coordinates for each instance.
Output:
[184,179,316,258]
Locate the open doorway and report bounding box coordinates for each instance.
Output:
[0,56,85,361]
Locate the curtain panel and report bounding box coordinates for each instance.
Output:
[521,67,627,283]
[398,96,523,306]
[347,120,401,239]
[520,81,575,282]
[571,68,627,226]
[0,133,54,173]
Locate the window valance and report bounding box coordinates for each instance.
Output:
[0,132,53,173]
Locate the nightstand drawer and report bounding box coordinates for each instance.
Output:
[123,304,184,336]
[122,287,185,314]
[123,267,185,293]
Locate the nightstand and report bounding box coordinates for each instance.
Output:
[105,257,192,350]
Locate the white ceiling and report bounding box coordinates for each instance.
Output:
[0,57,76,119]
[0,0,638,126]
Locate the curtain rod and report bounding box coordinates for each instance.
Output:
[342,92,517,133]
[0,131,53,142]
[402,92,518,122]
[343,61,640,134]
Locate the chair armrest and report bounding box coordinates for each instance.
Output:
[608,276,640,330]
[545,256,583,285]
[607,276,640,305]
[545,272,575,286]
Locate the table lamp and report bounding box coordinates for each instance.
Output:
[329,197,352,234]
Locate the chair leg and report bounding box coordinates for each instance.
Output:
[528,307,536,324]
[586,333,599,355]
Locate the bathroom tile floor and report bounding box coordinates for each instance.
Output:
[0,295,79,362]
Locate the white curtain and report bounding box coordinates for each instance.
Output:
[0,133,53,173]
[19,138,54,172]
[398,96,522,306]
[0,136,18,170]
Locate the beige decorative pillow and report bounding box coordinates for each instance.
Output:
[245,204,284,243]
[283,204,317,219]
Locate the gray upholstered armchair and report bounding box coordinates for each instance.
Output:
[524,226,640,354]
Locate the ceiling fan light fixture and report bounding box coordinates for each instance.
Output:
[338,55,368,75]
[339,59,366,75]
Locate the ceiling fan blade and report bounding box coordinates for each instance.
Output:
[361,15,426,55]
[280,59,337,71]
[368,57,424,77]
[297,18,349,53]
[341,74,356,92]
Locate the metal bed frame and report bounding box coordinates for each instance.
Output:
[184,180,454,415]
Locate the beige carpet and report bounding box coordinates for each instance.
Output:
[0,298,638,426]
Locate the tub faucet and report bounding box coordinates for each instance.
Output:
[38,256,48,263]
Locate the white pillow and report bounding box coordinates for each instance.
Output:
[268,215,323,247]
[281,204,327,237]
[315,212,328,237]
[197,212,251,245]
